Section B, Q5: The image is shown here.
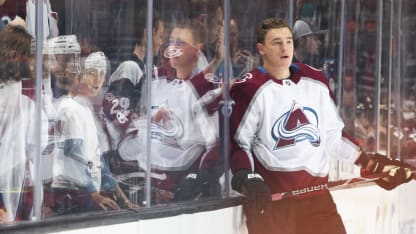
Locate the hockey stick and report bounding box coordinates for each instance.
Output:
[271,168,416,201]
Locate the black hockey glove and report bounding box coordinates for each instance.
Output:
[101,150,140,175]
[356,151,414,190]
[231,169,272,216]
[174,169,220,201]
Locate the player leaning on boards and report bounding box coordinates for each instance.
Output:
[229,17,414,234]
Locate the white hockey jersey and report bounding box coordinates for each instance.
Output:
[51,95,101,191]
[119,75,217,172]
[230,63,361,196]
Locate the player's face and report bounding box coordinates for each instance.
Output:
[49,54,81,91]
[257,27,293,69]
[167,27,199,71]
[79,68,105,96]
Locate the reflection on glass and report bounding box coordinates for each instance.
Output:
[120,19,223,205]
[42,36,127,216]
[0,25,48,223]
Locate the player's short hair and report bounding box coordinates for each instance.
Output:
[171,19,204,44]
[134,8,163,46]
[256,18,292,44]
[0,25,33,83]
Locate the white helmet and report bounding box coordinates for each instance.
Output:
[85,51,107,75]
[30,39,48,55]
[45,35,81,55]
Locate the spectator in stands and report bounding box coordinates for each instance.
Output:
[204,15,258,81]
[229,17,259,78]
[292,19,323,68]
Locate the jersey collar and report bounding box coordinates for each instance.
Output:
[257,64,301,84]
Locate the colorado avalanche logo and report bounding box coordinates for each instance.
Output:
[151,102,184,148]
[204,72,254,85]
[271,101,320,150]
[234,72,253,84]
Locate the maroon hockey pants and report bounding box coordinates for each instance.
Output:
[245,191,346,234]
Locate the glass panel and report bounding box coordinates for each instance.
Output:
[20,0,232,218]
[343,0,380,179]
[230,0,288,80]
[394,0,416,164]
[92,1,150,209]
[145,0,226,205]
[350,0,379,152]
[379,0,392,156]
[327,0,381,181]
[37,0,146,218]
[0,0,46,223]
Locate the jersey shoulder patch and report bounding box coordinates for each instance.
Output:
[230,68,270,98]
[294,63,328,86]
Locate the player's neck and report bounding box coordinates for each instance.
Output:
[68,89,78,97]
[262,63,290,80]
[176,66,193,80]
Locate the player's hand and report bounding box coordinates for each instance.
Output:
[231,169,272,216]
[154,189,174,204]
[90,192,120,211]
[174,169,218,201]
[114,186,139,209]
[122,199,138,209]
[356,151,414,190]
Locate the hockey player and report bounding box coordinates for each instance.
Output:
[129,8,165,69]
[74,51,136,209]
[43,35,120,215]
[101,60,144,149]
[107,20,224,205]
[229,18,414,234]
[100,8,165,137]
[0,25,48,222]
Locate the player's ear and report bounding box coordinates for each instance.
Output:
[257,43,265,56]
